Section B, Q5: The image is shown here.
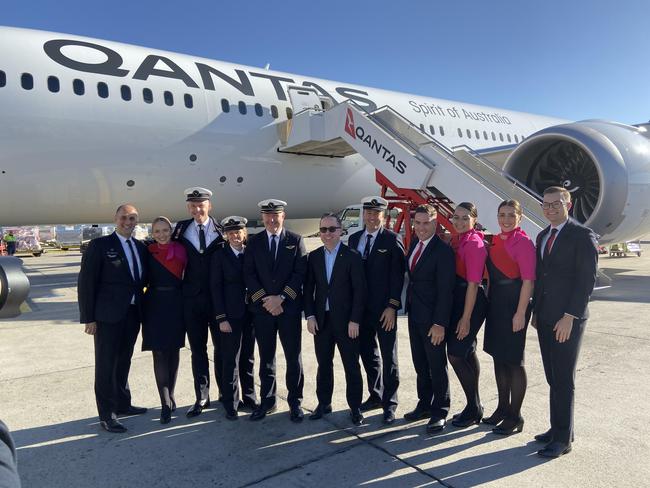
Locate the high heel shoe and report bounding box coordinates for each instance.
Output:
[492,416,524,436]
[481,409,507,425]
[160,405,172,424]
[452,405,484,428]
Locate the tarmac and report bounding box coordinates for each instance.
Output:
[1,242,649,487]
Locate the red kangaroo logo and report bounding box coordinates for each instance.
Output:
[344,108,356,139]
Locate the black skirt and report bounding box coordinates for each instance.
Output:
[447,277,487,357]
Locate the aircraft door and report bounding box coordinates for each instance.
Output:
[287,86,322,115]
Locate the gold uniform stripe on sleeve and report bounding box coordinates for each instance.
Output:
[389,298,401,307]
[215,314,226,320]
[283,286,297,299]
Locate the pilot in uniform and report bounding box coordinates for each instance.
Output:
[171,187,225,417]
[347,196,406,424]
[244,199,307,422]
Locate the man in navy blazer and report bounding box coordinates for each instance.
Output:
[304,213,366,425]
[348,196,405,424]
[244,199,307,422]
[533,186,598,458]
[78,204,148,433]
[403,205,456,433]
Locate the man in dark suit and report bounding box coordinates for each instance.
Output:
[532,186,598,458]
[348,196,405,424]
[171,187,224,417]
[305,213,366,426]
[244,199,307,422]
[78,204,148,433]
[403,205,456,433]
[0,420,20,487]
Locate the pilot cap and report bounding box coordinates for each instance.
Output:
[362,196,388,211]
[258,199,287,214]
[185,187,213,202]
[221,216,248,232]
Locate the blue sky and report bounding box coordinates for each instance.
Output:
[3,0,649,123]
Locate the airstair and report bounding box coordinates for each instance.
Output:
[279,87,547,245]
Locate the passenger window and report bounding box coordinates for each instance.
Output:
[47,76,60,93]
[507,134,512,143]
[184,94,193,109]
[457,128,463,137]
[466,129,472,138]
[483,131,488,140]
[143,88,153,104]
[164,91,174,106]
[514,134,519,143]
[499,133,504,142]
[21,73,33,90]
[0,70,5,87]
[271,105,279,118]
[429,125,435,135]
[238,101,247,114]
[97,82,109,98]
[286,107,293,119]
[221,98,230,113]
[439,126,445,136]
[254,103,263,117]
[491,131,496,141]
[121,85,131,101]
[73,79,85,95]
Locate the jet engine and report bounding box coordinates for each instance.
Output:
[504,120,650,243]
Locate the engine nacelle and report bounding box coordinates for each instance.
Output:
[504,120,650,243]
[0,257,30,318]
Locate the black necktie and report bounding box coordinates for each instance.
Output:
[270,234,277,264]
[126,239,140,282]
[363,234,373,260]
[198,224,206,253]
[544,228,558,258]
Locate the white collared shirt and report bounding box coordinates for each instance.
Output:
[357,227,380,256]
[540,220,567,257]
[230,244,244,257]
[408,235,433,269]
[183,217,218,252]
[115,232,142,304]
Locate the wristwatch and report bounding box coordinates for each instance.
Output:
[280,294,287,301]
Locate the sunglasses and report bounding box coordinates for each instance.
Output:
[319,226,341,233]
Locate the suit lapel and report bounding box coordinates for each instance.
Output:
[545,221,571,266]
[367,228,384,264]
[412,237,435,275]
[111,233,135,283]
[329,245,346,287]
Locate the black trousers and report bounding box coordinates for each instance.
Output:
[219,316,257,410]
[407,318,450,419]
[94,306,140,421]
[254,312,304,409]
[314,313,363,410]
[184,292,222,403]
[359,311,399,410]
[537,318,585,444]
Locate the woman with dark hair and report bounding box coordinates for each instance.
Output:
[142,216,187,424]
[210,216,258,420]
[448,202,488,428]
[483,200,535,435]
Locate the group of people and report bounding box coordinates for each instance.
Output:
[77,184,598,459]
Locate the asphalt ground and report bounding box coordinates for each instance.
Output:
[1,242,648,487]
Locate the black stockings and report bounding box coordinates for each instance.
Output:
[491,360,527,419]
[449,351,481,414]
[152,349,180,409]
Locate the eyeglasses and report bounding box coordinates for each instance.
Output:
[541,200,567,210]
[319,226,341,233]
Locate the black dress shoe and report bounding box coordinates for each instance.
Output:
[451,406,484,428]
[309,404,332,420]
[117,405,148,416]
[482,409,507,425]
[238,400,259,412]
[383,409,396,425]
[290,406,304,423]
[534,429,553,443]
[538,441,572,458]
[351,410,364,426]
[160,406,172,425]
[359,397,382,412]
[250,405,277,421]
[426,417,446,433]
[186,399,210,418]
[492,416,524,436]
[224,406,238,421]
[404,406,431,422]
[100,419,127,433]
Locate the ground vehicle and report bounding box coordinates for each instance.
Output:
[609,241,642,257]
[338,204,405,244]
[55,225,83,250]
[1,226,43,257]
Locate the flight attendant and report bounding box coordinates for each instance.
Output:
[448,202,487,428]
[142,217,187,424]
[210,216,258,421]
[483,200,536,435]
